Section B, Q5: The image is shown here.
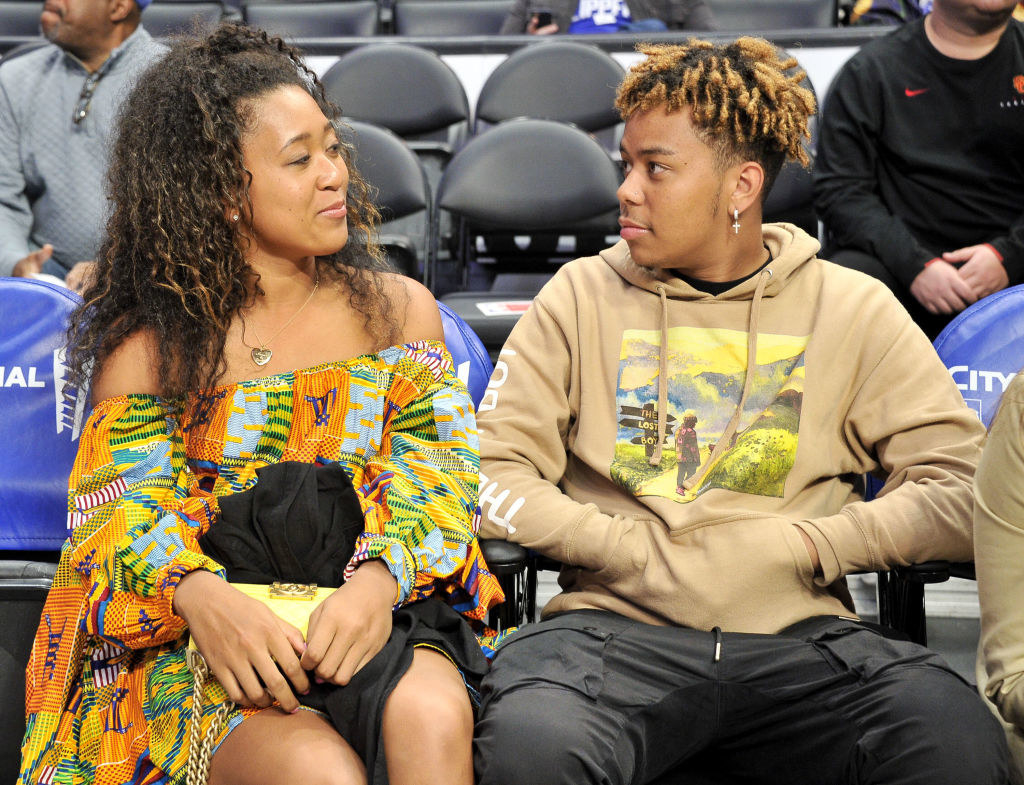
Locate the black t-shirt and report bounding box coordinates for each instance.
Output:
[677,251,773,296]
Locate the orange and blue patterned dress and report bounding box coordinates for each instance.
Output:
[20,340,504,785]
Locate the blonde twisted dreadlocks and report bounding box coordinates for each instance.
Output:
[616,37,816,194]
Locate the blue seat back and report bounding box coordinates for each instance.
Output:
[933,284,1024,427]
[0,279,87,550]
[438,301,493,407]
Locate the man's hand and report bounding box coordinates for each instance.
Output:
[943,244,1008,300]
[11,244,53,278]
[301,560,397,686]
[64,261,97,294]
[909,260,977,314]
[526,14,558,34]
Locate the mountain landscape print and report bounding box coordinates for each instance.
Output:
[611,326,809,502]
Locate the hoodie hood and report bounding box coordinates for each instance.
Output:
[599,222,822,300]
[598,223,822,473]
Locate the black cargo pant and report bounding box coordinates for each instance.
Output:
[474,611,1009,785]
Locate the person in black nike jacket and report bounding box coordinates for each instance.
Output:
[813,0,1024,338]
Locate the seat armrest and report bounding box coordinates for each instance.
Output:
[950,562,976,581]
[891,561,953,584]
[0,560,57,581]
[890,561,976,584]
[479,539,529,630]
[479,538,528,576]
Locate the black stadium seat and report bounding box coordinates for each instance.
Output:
[322,43,471,288]
[0,562,57,784]
[705,0,837,30]
[322,43,470,145]
[391,0,512,36]
[242,0,378,36]
[434,118,621,357]
[0,3,42,36]
[473,39,625,137]
[142,1,229,36]
[345,120,433,279]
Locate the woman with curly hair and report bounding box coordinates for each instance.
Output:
[20,23,502,785]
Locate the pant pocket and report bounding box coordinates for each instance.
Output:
[485,614,613,700]
[805,621,964,684]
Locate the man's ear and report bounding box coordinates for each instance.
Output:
[729,161,766,216]
[109,0,135,24]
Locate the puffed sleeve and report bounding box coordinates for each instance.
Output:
[63,395,224,649]
[343,342,502,620]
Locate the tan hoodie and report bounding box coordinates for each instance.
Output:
[975,372,1024,746]
[477,224,984,634]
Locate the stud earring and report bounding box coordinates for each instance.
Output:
[231,214,239,222]
[732,209,740,235]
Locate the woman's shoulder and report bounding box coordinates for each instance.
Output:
[379,272,444,345]
[89,328,164,405]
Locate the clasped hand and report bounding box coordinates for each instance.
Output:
[910,245,1007,315]
[173,562,397,713]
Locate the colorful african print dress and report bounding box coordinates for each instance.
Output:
[20,340,504,785]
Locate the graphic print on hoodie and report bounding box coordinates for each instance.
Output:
[612,325,808,502]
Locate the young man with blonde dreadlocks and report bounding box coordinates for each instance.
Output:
[472,38,1008,784]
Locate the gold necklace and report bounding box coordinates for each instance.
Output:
[243,273,320,367]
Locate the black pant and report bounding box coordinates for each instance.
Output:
[474,611,1008,785]
[827,248,953,341]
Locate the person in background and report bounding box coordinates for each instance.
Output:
[500,0,715,34]
[814,0,1024,339]
[19,23,502,785]
[0,0,163,291]
[473,37,1007,784]
[844,0,931,26]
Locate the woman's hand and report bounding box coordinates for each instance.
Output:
[173,570,310,711]
[301,560,398,686]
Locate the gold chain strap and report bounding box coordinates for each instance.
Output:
[185,648,235,785]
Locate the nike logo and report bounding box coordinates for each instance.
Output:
[905,87,929,97]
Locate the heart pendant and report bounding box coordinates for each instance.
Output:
[251,347,272,366]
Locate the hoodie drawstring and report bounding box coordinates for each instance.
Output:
[682,267,773,490]
[649,284,671,466]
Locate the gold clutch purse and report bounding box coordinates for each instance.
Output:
[187,581,335,649]
[230,580,335,636]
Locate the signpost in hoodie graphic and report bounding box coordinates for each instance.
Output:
[611,326,808,502]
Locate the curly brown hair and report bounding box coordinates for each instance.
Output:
[66,23,399,401]
[615,37,816,196]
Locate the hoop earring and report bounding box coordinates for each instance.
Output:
[732,209,740,235]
